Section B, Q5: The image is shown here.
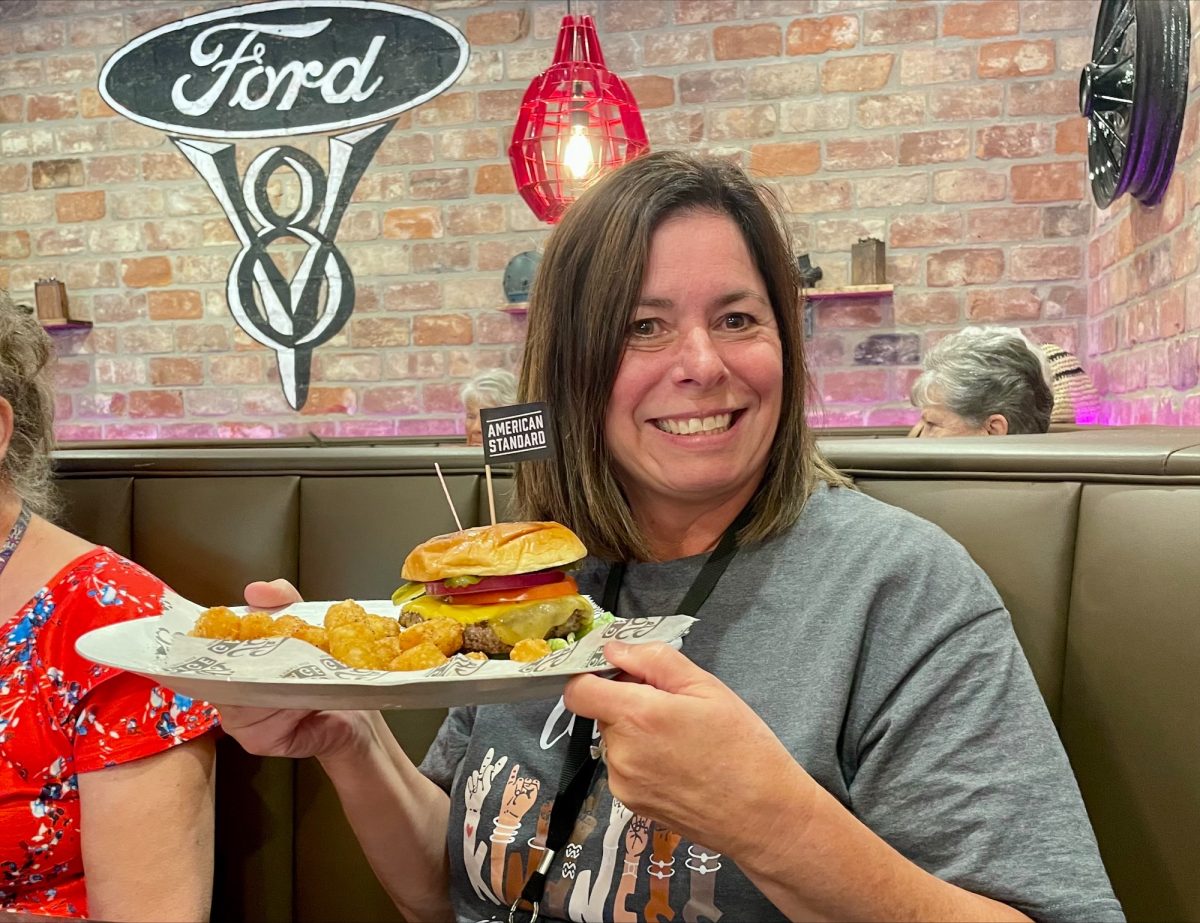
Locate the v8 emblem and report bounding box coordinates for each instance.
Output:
[174,121,392,409]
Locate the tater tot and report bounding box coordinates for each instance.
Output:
[368,636,405,667]
[389,641,448,672]
[239,611,276,640]
[294,625,329,653]
[328,622,372,644]
[328,635,405,671]
[324,599,368,630]
[397,617,463,657]
[271,614,308,638]
[362,614,401,640]
[189,606,241,639]
[334,643,378,669]
[464,651,488,662]
[329,623,375,662]
[509,638,551,663]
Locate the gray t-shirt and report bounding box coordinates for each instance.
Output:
[420,484,1123,922]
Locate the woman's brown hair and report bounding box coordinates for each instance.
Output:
[0,290,58,518]
[514,150,849,561]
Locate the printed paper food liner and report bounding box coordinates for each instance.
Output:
[152,592,696,685]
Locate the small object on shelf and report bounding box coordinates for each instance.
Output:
[795,256,823,340]
[503,251,541,303]
[34,278,68,324]
[33,278,91,330]
[850,237,887,285]
[795,253,823,288]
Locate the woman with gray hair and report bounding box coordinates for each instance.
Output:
[0,292,219,920]
[909,325,1054,437]
[461,368,518,446]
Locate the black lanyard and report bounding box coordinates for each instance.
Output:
[509,505,754,923]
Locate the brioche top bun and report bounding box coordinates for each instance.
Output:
[402,521,587,582]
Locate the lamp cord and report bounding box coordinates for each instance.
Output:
[569,0,580,67]
[571,0,579,60]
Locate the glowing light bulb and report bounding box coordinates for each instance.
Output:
[563,124,594,180]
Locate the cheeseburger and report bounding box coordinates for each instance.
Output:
[393,521,592,655]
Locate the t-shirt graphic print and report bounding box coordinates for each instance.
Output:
[442,702,736,923]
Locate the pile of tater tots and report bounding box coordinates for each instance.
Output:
[188,599,551,670]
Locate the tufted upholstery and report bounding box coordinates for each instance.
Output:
[54,428,1200,923]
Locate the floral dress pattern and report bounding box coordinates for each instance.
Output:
[0,548,219,917]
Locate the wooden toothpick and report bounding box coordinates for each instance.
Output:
[482,460,496,525]
[434,462,463,531]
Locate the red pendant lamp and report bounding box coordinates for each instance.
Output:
[509,13,650,224]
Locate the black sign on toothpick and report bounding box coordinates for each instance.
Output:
[481,403,555,464]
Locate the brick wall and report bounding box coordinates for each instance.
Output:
[0,0,1099,439]
[1085,0,1200,426]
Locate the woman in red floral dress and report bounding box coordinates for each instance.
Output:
[0,294,219,920]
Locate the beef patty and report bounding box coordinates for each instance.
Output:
[398,607,589,655]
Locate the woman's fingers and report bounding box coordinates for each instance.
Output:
[244,578,303,608]
[602,641,716,696]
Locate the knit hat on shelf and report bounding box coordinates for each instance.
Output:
[1040,343,1102,425]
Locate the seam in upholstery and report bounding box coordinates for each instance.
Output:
[1056,483,1083,727]
[290,756,299,923]
[128,476,137,565]
[1162,440,1200,475]
[838,469,1200,486]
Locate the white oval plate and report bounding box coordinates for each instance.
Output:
[75,598,695,711]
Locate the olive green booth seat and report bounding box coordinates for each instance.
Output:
[52,428,1200,923]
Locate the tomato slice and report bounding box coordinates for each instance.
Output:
[442,577,579,606]
[426,570,565,597]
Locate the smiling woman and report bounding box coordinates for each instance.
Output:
[501,152,1119,922]
[214,153,1124,923]
[602,213,783,553]
[516,152,849,563]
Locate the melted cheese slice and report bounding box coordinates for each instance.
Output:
[402,594,589,646]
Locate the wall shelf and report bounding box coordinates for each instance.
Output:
[499,288,894,313]
[40,320,93,332]
[804,284,893,300]
[499,287,895,314]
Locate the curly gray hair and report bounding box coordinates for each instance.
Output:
[0,290,58,517]
[911,326,1054,435]
[461,368,518,409]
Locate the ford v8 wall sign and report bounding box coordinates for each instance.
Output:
[98,0,468,138]
[98,2,469,410]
